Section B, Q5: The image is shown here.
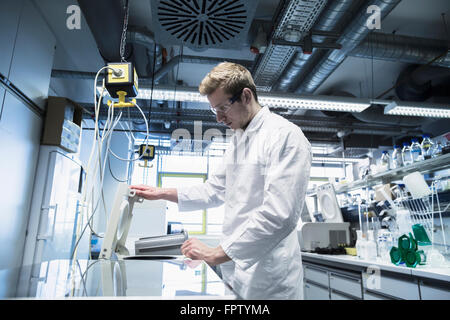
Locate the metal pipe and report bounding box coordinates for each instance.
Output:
[274,0,360,92]
[295,0,402,94]
[349,32,450,67]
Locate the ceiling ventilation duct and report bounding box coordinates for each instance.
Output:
[349,32,450,68]
[252,0,327,92]
[294,0,402,94]
[150,0,259,49]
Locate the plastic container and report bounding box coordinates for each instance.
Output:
[410,138,422,162]
[392,145,403,169]
[432,141,443,158]
[356,230,366,260]
[420,134,434,160]
[380,151,391,171]
[366,230,378,261]
[401,142,413,166]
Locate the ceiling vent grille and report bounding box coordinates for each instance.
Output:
[151,0,258,48]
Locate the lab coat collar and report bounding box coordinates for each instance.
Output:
[244,106,269,133]
[233,106,269,141]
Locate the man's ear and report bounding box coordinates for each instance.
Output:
[243,88,252,104]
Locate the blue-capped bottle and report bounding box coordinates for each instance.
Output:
[410,138,422,162]
[402,142,413,166]
[392,145,403,169]
[421,134,434,160]
[380,151,391,171]
[432,141,443,158]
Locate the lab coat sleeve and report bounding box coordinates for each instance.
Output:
[220,127,312,270]
[177,161,226,211]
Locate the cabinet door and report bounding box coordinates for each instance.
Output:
[0,0,23,77]
[304,281,330,300]
[303,265,329,287]
[8,0,55,109]
[364,290,392,300]
[329,272,362,299]
[362,271,420,300]
[419,280,450,300]
[330,290,355,300]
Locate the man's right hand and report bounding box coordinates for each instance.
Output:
[130,184,178,203]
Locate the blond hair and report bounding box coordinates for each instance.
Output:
[199,62,258,102]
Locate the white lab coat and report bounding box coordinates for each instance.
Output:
[177,106,312,299]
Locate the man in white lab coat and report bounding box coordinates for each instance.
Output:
[131,62,312,300]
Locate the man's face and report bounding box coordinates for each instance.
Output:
[208,87,251,130]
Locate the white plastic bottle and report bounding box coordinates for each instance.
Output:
[366,230,378,261]
[421,134,434,160]
[392,145,403,169]
[401,142,413,166]
[356,230,366,260]
[410,138,422,162]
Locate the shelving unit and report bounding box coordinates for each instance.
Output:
[308,153,450,197]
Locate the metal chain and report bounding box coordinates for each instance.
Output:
[120,0,130,62]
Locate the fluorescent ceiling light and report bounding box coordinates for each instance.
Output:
[312,156,364,163]
[98,86,371,113]
[384,101,450,118]
[258,92,371,113]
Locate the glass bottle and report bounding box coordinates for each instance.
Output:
[380,151,391,171]
[356,230,366,260]
[410,138,422,162]
[402,142,413,166]
[366,230,378,261]
[432,141,443,158]
[421,134,434,160]
[392,145,403,169]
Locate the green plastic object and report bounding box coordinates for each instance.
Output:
[416,250,427,265]
[390,247,402,265]
[409,233,418,251]
[404,249,418,268]
[412,224,431,245]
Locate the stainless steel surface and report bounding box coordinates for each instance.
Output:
[1,258,235,299]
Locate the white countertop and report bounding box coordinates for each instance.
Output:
[301,252,450,282]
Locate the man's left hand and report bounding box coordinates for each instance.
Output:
[181,238,231,266]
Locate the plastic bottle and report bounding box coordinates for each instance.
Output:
[421,134,434,160]
[380,151,391,171]
[401,142,413,166]
[432,141,443,158]
[356,230,366,260]
[392,145,403,169]
[366,230,378,261]
[410,138,422,162]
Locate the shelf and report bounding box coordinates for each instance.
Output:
[308,153,450,196]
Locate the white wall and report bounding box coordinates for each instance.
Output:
[0,0,55,274]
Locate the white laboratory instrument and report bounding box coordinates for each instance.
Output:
[297,222,350,251]
[317,183,344,222]
[100,183,188,260]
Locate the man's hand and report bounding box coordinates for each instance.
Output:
[130,184,178,203]
[181,238,231,266]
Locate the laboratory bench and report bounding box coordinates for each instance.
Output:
[0,257,237,299]
[301,252,450,300]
